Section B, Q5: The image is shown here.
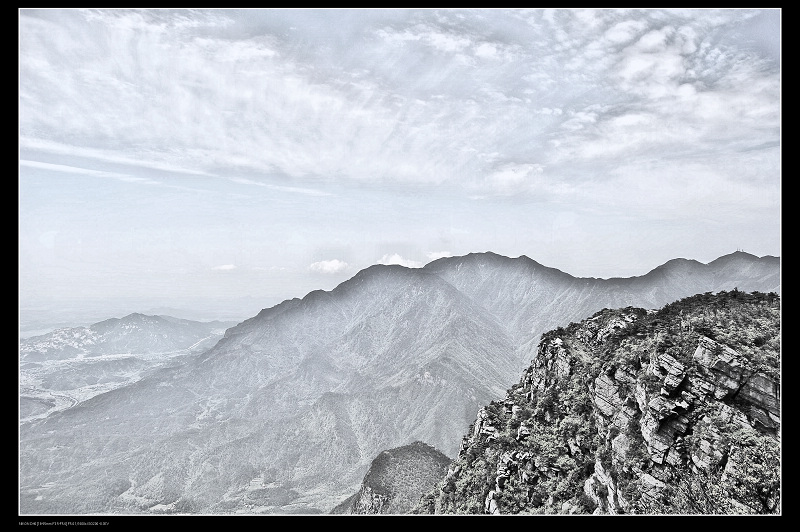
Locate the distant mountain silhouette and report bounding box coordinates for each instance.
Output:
[20,313,235,362]
[19,314,237,423]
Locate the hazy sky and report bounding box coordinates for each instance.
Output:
[19,8,781,323]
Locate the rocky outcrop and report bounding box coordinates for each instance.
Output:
[332,441,451,514]
[584,459,627,515]
[350,485,390,514]
[421,291,780,515]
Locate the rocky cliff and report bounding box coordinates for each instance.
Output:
[417,290,780,514]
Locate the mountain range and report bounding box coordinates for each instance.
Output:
[18,251,780,514]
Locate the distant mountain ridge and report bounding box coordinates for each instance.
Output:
[423,250,778,370]
[20,312,235,362]
[19,314,237,423]
[19,251,780,514]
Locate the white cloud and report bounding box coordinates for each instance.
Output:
[560,111,599,131]
[227,176,332,197]
[212,264,236,271]
[18,8,780,303]
[20,160,129,179]
[24,11,467,185]
[603,20,647,45]
[376,27,422,44]
[474,42,498,58]
[427,31,472,53]
[308,259,349,274]
[484,163,547,196]
[615,47,687,98]
[19,138,213,177]
[19,8,777,202]
[537,107,563,115]
[376,22,520,65]
[19,159,162,185]
[633,26,674,53]
[377,253,423,268]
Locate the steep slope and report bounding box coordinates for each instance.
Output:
[423,251,780,373]
[331,441,451,514]
[418,290,780,515]
[19,266,517,514]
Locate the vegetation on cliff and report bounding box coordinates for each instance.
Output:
[333,441,451,514]
[415,290,780,515]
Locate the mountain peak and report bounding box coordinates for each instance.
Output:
[651,257,706,273]
[333,441,451,514]
[424,251,546,270]
[707,250,761,265]
[422,251,503,268]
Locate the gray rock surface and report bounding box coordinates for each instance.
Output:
[423,291,780,515]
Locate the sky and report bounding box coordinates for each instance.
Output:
[19,8,781,327]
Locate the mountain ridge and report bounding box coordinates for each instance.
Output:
[19,250,780,514]
[21,312,236,360]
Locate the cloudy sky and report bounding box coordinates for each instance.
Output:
[19,8,781,325]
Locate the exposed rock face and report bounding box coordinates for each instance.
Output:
[350,486,389,514]
[585,459,627,514]
[420,291,780,515]
[332,441,451,514]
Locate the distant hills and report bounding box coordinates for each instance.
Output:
[19,251,780,514]
[19,314,237,423]
[20,313,235,361]
[423,251,779,364]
